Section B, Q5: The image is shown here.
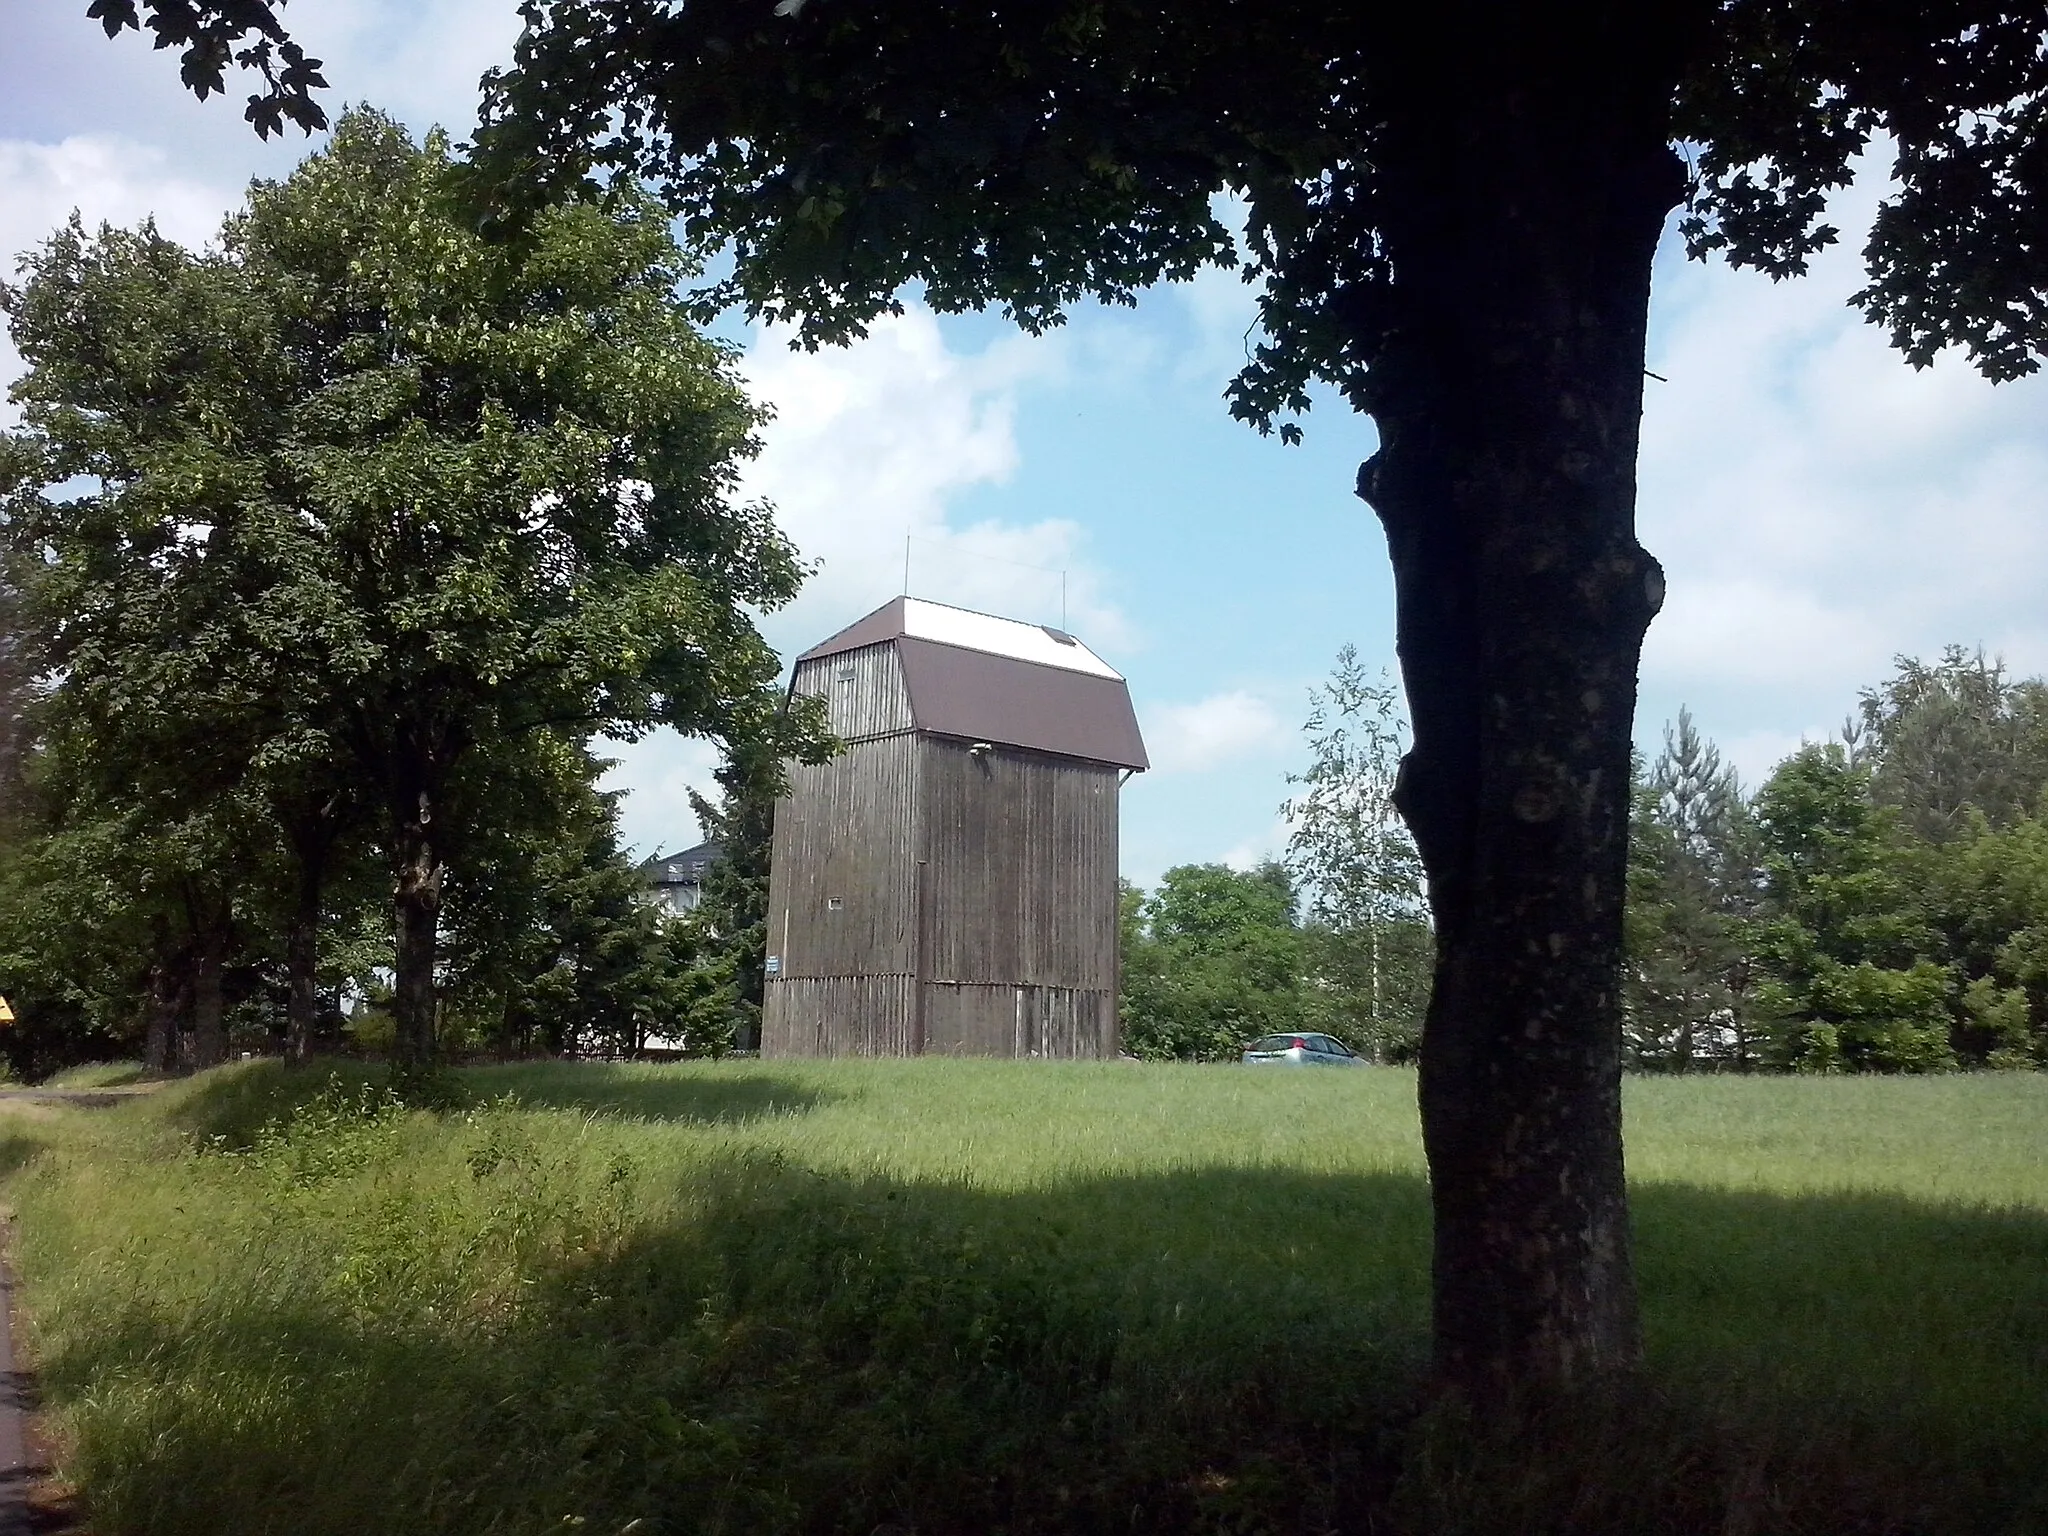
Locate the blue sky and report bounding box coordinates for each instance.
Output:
[8,2,2048,887]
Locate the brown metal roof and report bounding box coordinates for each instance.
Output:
[799,597,910,664]
[892,637,1148,770]
[794,599,1148,770]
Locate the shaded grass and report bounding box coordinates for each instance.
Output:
[0,1061,2042,1534]
[161,1056,400,1147]
[38,1062,149,1090]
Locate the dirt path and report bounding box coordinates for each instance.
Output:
[0,1236,84,1536]
[0,1227,75,1536]
[0,1096,125,1533]
[0,1236,25,1536]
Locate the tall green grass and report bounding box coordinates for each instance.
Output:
[37,1060,151,1089]
[1,1061,2042,1535]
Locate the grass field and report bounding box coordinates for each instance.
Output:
[0,1060,2042,1535]
[35,1062,153,1090]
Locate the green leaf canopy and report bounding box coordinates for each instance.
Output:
[1,108,820,1066]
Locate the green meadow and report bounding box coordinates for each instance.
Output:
[0,1061,2042,1535]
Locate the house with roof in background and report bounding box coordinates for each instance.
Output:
[764,597,1146,1060]
[638,840,723,917]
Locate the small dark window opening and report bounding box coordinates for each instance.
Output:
[1040,626,1078,646]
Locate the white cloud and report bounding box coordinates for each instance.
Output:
[1165,258,1261,388]
[1716,727,1834,793]
[0,0,523,291]
[740,308,1131,653]
[1153,192,1262,388]
[1636,165,2048,754]
[0,135,229,256]
[1647,577,1888,689]
[306,0,522,135]
[0,135,240,427]
[1220,814,1293,874]
[601,733,724,860]
[1141,690,1287,774]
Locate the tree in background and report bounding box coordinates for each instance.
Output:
[1623,711,1760,1071]
[0,808,225,1076]
[430,738,632,1056]
[236,112,808,1075]
[0,570,32,816]
[1283,647,1429,1061]
[1859,647,2048,844]
[0,208,376,1067]
[1627,658,2048,1076]
[1915,810,2048,1069]
[1116,878,1162,1056]
[1852,648,2048,1068]
[0,110,823,1079]
[1748,745,1952,1073]
[1120,863,1304,1061]
[444,767,711,1061]
[683,699,829,1055]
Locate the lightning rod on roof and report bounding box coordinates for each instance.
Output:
[900,535,1069,630]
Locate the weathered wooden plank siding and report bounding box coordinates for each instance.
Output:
[767,733,919,979]
[920,741,1119,992]
[762,727,920,1059]
[921,983,1115,1058]
[791,643,912,741]
[766,645,1124,1061]
[763,976,917,1057]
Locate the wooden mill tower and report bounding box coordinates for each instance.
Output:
[762,598,1147,1058]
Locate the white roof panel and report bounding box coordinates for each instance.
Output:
[897,599,1123,679]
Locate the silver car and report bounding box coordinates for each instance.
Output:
[1241,1032,1367,1066]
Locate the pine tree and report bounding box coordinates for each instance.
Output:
[1860,647,2048,843]
[681,686,832,1054]
[1623,711,1759,1070]
[684,734,779,1055]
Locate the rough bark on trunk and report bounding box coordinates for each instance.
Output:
[391,788,443,1071]
[143,957,184,1075]
[285,903,319,1062]
[284,836,328,1062]
[1362,17,1689,1394]
[189,930,229,1069]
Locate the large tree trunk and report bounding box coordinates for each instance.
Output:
[284,829,330,1062]
[285,881,321,1062]
[189,928,229,1069]
[391,787,442,1071]
[143,956,184,1075]
[1363,16,1689,1395]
